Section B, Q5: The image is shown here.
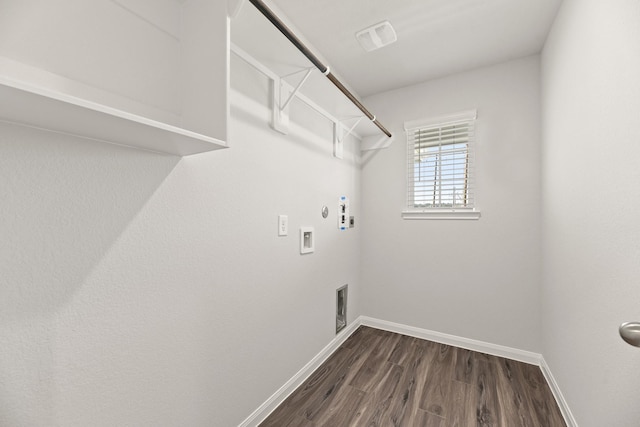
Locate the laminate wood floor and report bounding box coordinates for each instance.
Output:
[260,326,566,427]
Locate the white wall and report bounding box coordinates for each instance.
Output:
[0,0,181,119]
[541,0,640,425]
[0,0,228,140]
[15,0,640,425]
[0,39,361,427]
[361,56,542,352]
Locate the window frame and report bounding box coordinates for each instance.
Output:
[402,110,480,220]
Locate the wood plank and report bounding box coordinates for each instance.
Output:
[474,359,502,426]
[447,380,477,427]
[259,346,351,427]
[260,327,568,427]
[417,409,445,427]
[261,328,372,426]
[521,363,567,427]
[312,385,367,426]
[453,347,475,384]
[388,334,415,367]
[419,343,455,418]
[494,357,537,426]
[351,362,403,427]
[342,326,367,349]
[297,332,375,421]
[386,338,433,426]
[349,330,401,392]
[282,415,316,427]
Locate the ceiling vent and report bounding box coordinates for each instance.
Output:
[355,21,397,52]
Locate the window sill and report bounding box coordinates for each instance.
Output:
[401,209,481,220]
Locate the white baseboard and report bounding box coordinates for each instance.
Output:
[359,316,542,365]
[540,357,579,427]
[238,316,576,427]
[360,317,577,426]
[237,318,363,427]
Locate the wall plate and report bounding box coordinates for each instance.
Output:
[338,196,350,230]
[300,227,314,254]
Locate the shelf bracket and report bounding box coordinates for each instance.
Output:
[271,68,314,135]
[270,77,289,134]
[361,134,394,152]
[333,116,364,159]
[228,0,246,18]
[232,44,369,146]
[280,67,314,112]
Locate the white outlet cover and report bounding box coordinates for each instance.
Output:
[278,215,288,236]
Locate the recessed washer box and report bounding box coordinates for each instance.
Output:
[300,227,314,254]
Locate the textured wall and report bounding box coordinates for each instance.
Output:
[0,42,361,427]
[0,0,182,118]
[541,0,640,425]
[360,56,542,352]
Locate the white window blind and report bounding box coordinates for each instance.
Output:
[405,110,476,211]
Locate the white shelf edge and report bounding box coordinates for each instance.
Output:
[0,75,228,156]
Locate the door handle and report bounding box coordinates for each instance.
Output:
[619,322,640,347]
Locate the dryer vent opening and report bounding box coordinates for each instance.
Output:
[336,285,348,334]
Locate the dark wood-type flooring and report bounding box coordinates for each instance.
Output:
[260,326,566,427]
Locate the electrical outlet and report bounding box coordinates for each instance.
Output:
[278,215,288,236]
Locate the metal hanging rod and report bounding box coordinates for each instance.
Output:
[247,0,392,138]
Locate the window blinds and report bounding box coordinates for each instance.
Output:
[405,111,476,209]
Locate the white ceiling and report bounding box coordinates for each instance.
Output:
[243,0,562,98]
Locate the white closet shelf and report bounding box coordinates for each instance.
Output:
[0,76,228,156]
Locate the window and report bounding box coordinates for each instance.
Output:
[403,110,480,220]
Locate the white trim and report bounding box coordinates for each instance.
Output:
[401,209,481,220]
[362,317,576,426]
[404,110,477,212]
[404,109,477,132]
[237,319,362,427]
[359,317,541,365]
[540,357,579,427]
[0,74,228,156]
[239,316,576,427]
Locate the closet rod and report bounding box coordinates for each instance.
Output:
[247,0,392,138]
